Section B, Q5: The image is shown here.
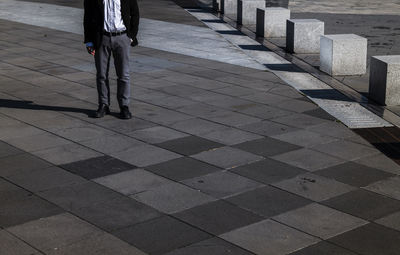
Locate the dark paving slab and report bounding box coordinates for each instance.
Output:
[157,135,223,156]
[233,137,302,157]
[0,178,33,204]
[289,241,358,255]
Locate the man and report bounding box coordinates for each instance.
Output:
[83,0,139,119]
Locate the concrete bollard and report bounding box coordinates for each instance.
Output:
[237,0,266,25]
[256,7,290,38]
[369,55,400,106]
[286,19,324,54]
[320,34,367,76]
[224,0,237,16]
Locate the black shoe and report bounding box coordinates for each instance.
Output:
[94,104,110,118]
[120,106,132,119]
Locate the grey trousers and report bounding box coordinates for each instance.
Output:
[95,33,131,108]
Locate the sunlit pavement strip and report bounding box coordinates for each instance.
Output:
[187,10,393,129]
[0,0,392,128]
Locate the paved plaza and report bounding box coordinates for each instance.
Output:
[1,0,400,254]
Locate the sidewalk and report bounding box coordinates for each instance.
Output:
[1,0,400,254]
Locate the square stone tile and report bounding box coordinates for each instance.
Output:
[113,216,212,255]
[59,155,136,179]
[303,108,337,121]
[7,133,72,152]
[168,238,254,255]
[174,200,264,235]
[307,122,356,139]
[272,148,345,171]
[220,219,319,255]
[146,157,221,181]
[94,169,173,195]
[272,130,338,148]
[354,153,400,175]
[98,118,156,133]
[323,189,400,221]
[227,186,312,218]
[192,147,264,169]
[7,213,101,252]
[0,230,41,255]
[0,153,52,177]
[0,195,63,228]
[182,171,263,198]
[273,203,368,239]
[157,136,223,156]
[131,182,216,213]
[0,141,24,159]
[170,118,226,136]
[0,178,32,204]
[239,120,299,136]
[365,176,400,200]
[200,127,263,146]
[289,241,358,255]
[311,140,379,161]
[54,124,115,142]
[237,104,292,120]
[376,211,400,232]
[80,135,146,154]
[73,196,162,231]
[329,223,400,255]
[315,162,395,187]
[128,126,189,144]
[230,158,306,184]
[111,144,182,167]
[273,173,355,202]
[6,166,86,192]
[233,137,302,157]
[271,113,329,129]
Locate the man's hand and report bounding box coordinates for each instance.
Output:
[86,42,95,56]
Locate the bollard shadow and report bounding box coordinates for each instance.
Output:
[264,63,305,73]
[0,98,95,118]
[201,19,226,23]
[216,30,244,35]
[238,44,272,51]
[300,89,353,102]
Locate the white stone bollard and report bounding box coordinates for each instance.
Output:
[286,19,324,54]
[224,0,237,16]
[256,7,290,38]
[369,55,400,106]
[237,0,266,25]
[320,34,367,76]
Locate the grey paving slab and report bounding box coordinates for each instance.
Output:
[111,144,182,167]
[6,166,86,193]
[311,140,380,161]
[323,189,400,221]
[98,117,157,133]
[94,169,173,195]
[45,232,147,255]
[273,203,368,240]
[131,182,216,214]
[73,196,162,232]
[200,127,263,145]
[354,153,400,175]
[315,162,395,187]
[227,186,312,218]
[59,155,136,179]
[243,92,290,105]
[289,241,358,255]
[146,157,222,181]
[113,216,212,255]
[54,124,115,142]
[192,147,264,169]
[6,132,73,152]
[303,108,337,121]
[365,176,400,201]
[7,213,102,252]
[163,237,254,255]
[182,171,264,199]
[80,135,146,154]
[376,211,400,232]
[239,120,299,136]
[233,137,302,157]
[0,141,24,159]
[0,178,32,204]
[328,223,400,255]
[236,103,293,120]
[157,136,223,156]
[275,99,319,113]
[272,130,338,148]
[0,153,52,177]
[174,200,264,235]
[306,122,357,139]
[271,113,330,129]
[170,118,226,136]
[128,126,189,144]
[273,173,356,202]
[271,148,345,171]
[0,230,41,255]
[0,123,44,141]
[220,219,319,255]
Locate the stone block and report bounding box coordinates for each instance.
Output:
[238,0,266,25]
[369,55,400,106]
[256,7,290,38]
[224,0,237,16]
[286,19,324,54]
[320,34,367,76]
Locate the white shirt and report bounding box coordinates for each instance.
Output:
[103,0,126,32]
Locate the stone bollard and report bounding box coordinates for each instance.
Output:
[286,19,324,54]
[237,0,266,25]
[224,0,237,17]
[256,7,290,38]
[369,55,400,106]
[320,34,367,76]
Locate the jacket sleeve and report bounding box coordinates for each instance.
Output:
[129,0,140,39]
[83,0,96,43]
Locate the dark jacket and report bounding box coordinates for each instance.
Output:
[83,0,140,48]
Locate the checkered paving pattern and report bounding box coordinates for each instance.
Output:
[1,14,400,255]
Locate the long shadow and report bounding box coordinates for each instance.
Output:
[0,98,94,117]
[264,63,305,73]
[300,89,353,102]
